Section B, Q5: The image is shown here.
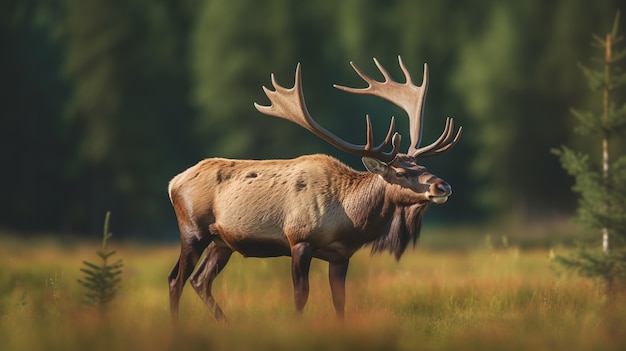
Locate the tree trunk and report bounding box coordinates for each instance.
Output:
[602,33,611,254]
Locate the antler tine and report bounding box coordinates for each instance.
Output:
[413,121,463,158]
[365,115,402,155]
[397,55,414,84]
[405,59,428,155]
[373,58,393,83]
[432,126,462,154]
[254,63,401,163]
[411,117,453,156]
[364,114,373,150]
[346,61,377,89]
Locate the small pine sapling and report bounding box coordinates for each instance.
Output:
[78,211,124,314]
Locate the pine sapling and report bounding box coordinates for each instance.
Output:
[78,211,123,314]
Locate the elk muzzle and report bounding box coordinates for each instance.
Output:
[427,181,452,204]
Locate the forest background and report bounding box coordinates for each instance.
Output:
[2,0,625,239]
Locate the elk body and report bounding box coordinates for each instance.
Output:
[168,57,462,322]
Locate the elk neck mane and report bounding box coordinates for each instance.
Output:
[339,163,430,261]
[370,201,428,260]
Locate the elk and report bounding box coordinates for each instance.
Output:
[168,56,461,322]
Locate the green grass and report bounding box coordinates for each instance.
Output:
[1,228,625,351]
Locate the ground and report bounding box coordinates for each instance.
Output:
[1,224,625,350]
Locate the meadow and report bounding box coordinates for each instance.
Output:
[1,223,625,351]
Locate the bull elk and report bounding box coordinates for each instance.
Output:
[168,56,462,322]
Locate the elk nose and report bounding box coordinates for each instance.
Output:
[435,182,452,195]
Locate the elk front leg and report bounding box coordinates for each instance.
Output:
[291,242,313,315]
[329,260,349,320]
[190,242,233,323]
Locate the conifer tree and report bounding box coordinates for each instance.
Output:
[78,212,123,314]
[554,12,626,293]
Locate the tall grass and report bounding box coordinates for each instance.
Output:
[1,232,624,351]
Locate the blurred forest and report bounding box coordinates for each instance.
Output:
[1,0,624,238]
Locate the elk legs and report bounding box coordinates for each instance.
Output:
[329,260,349,320]
[168,233,210,322]
[291,242,313,315]
[190,241,233,323]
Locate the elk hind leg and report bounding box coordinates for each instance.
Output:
[168,231,210,322]
[190,241,233,323]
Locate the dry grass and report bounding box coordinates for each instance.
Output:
[1,233,625,351]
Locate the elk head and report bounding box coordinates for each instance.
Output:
[254,56,462,204]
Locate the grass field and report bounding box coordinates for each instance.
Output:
[1,224,625,351]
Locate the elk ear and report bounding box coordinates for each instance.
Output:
[362,157,388,175]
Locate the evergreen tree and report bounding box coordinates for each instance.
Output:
[190,0,301,159]
[40,0,197,234]
[554,12,626,293]
[78,212,123,315]
[452,3,524,212]
[3,0,625,236]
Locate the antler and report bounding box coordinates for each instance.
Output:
[334,56,462,158]
[254,63,401,163]
[412,116,463,158]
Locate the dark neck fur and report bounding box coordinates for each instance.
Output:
[346,174,429,260]
[369,202,428,260]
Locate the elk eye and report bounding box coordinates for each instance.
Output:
[395,172,406,178]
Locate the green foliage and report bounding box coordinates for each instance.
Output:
[554,245,626,288]
[555,147,624,232]
[11,0,200,235]
[77,212,123,312]
[2,1,626,235]
[554,12,626,291]
[451,3,523,210]
[191,0,300,158]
